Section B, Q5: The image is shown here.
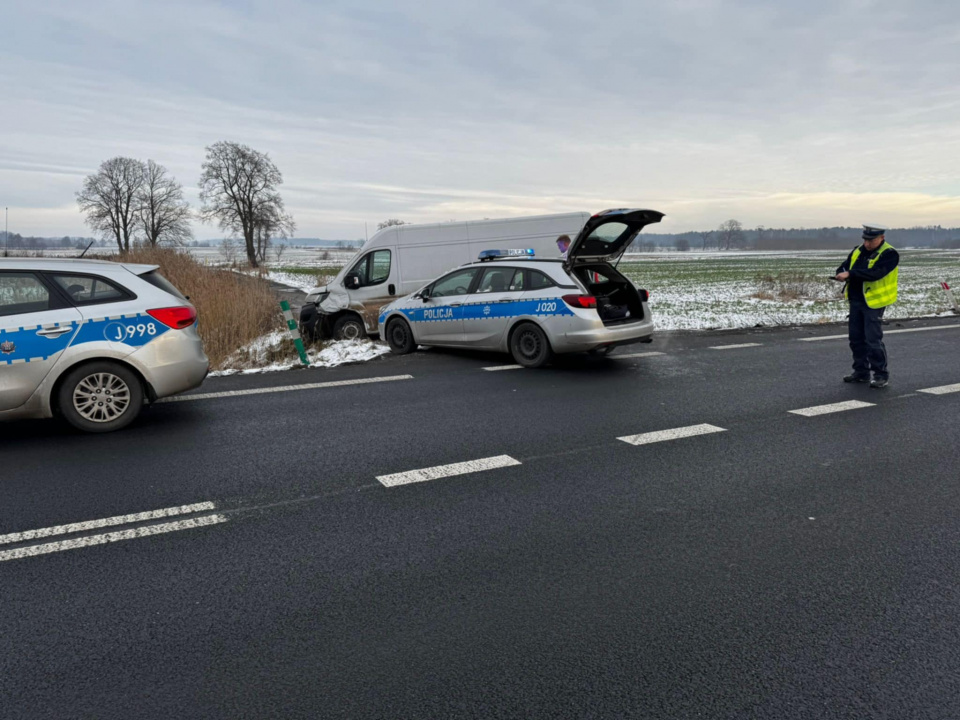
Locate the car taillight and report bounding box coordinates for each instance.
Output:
[562,294,597,309]
[147,306,197,329]
[639,289,649,302]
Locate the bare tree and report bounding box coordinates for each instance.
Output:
[138,160,192,247]
[698,230,713,250]
[273,241,289,263]
[219,237,239,265]
[198,141,295,268]
[252,200,296,265]
[676,237,690,252]
[717,219,744,251]
[76,157,145,252]
[377,218,407,231]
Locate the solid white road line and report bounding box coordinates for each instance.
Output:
[0,515,228,563]
[482,365,523,371]
[917,383,960,395]
[0,502,216,546]
[618,423,727,446]
[613,351,666,359]
[709,343,762,350]
[799,324,960,342]
[377,455,521,487]
[788,400,875,417]
[160,374,414,403]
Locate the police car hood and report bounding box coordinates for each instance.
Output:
[564,209,664,266]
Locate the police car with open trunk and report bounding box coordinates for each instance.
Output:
[378,209,663,367]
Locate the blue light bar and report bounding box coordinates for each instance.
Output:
[478,248,535,261]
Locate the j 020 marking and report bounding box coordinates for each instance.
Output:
[105,322,158,343]
[536,301,557,313]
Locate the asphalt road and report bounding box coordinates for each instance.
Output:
[2,318,960,719]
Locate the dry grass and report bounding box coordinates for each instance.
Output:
[753,271,835,302]
[111,248,281,369]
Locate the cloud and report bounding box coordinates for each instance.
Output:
[1,0,959,237]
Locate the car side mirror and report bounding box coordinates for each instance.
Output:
[420,288,431,301]
[345,274,361,290]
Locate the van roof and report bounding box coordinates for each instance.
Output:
[369,211,589,238]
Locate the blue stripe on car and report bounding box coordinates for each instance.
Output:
[0,314,172,365]
[380,298,574,325]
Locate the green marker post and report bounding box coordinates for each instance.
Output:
[280,300,310,366]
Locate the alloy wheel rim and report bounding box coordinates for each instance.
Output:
[73,372,131,423]
[342,322,362,340]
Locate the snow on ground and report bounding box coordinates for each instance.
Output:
[618,249,960,330]
[211,335,390,376]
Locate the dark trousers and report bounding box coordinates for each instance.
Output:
[848,301,888,379]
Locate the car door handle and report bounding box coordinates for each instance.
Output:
[36,326,73,337]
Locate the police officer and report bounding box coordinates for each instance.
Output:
[835,225,900,388]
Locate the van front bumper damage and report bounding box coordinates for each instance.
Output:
[299,302,322,340]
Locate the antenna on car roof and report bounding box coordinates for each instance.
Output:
[78,241,94,258]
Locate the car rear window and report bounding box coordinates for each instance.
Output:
[139,270,187,300]
[527,270,555,290]
[52,274,129,305]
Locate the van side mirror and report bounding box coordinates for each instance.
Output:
[345,274,361,290]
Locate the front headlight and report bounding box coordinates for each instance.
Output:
[306,291,329,305]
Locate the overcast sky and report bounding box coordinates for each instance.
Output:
[2,0,959,239]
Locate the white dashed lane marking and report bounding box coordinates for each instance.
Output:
[788,400,875,417]
[613,351,665,359]
[618,423,727,446]
[917,383,960,395]
[482,365,524,371]
[709,343,762,350]
[161,374,414,402]
[798,324,960,342]
[0,502,216,545]
[377,455,521,487]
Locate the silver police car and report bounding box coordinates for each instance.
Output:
[378,209,663,367]
[0,258,208,432]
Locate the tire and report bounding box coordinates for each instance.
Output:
[385,317,416,354]
[57,361,144,433]
[509,322,553,368]
[332,314,367,341]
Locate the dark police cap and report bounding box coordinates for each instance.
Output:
[862,225,886,240]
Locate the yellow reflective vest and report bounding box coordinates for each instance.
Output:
[844,242,899,309]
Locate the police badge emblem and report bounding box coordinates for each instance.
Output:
[0,341,15,355]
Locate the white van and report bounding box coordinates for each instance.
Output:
[300,212,590,340]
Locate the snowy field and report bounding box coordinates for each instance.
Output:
[617,249,960,330]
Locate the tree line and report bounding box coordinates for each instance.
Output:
[76,141,294,268]
[633,221,960,252]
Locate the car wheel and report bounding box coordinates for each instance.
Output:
[58,362,144,433]
[386,318,416,354]
[510,322,553,368]
[332,314,366,341]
